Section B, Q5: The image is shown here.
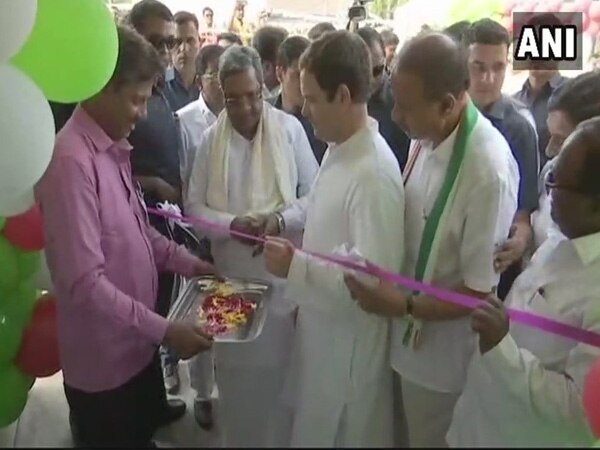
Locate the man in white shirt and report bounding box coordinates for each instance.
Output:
[263,31,405,447]
[177,44,225,192]
[345,33,519,447]
[176,43,225,430]
[448,116,600,447]
[184,45,318,447]
[531,72,600,251]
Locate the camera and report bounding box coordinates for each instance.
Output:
[348,0,373,22]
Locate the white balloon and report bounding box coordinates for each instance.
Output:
[0,64,55,202]
[0,188,34,216]
[0,0,38,63]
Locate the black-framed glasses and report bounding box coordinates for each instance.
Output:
[148,35,177,51]
[545,170,598,196]
[224,88,263,108]
[373,64,385,77]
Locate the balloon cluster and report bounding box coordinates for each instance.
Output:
[501,0,600,38]
[0,0,118,428]
[584,359,600,445]
[446,0,505,24]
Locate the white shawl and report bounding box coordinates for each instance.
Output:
[206,103,296,217]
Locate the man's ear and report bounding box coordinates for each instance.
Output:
[276,65,285,84]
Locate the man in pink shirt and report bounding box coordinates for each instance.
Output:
[36,25,215,448]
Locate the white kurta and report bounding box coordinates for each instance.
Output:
[390,111,519,446]
[177,94,217,191]
[185,106,318,447]
[447,231,600,447]
[177,94,219,400]
[284,120,405,447]
[532,159,561,251]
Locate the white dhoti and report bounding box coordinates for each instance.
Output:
[189,350,215,400]
[401,378,460,448]
[215,299,295,447]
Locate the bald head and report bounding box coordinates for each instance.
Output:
[394,32,469,101]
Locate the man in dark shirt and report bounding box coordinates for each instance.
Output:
[269,35,328,164]
[167,11,201,111]
[127,0,189,419]
[464,19,539,298]
[356,27,410,169]
[513,13,567,168]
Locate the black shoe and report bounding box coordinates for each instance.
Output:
[193,399,214,430]
[159,398,186,427]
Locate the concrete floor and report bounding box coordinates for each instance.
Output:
[0,361,221,448]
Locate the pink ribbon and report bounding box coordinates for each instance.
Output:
[149,207,600,349]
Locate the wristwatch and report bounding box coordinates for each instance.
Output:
[274,212,286,233]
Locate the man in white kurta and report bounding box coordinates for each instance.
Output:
[346,33,519,448]
[264,31,405,447]
[448,117,600,447]
[176,44,224,429]
[185,46,318,447]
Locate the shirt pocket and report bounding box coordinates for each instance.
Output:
[515,290,577,367]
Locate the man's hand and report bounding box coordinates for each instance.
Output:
[471,295,509,354]
[192,259,217,277]
[230,216,262,246]
[264,236,295,278]
[164,322,213,360]
[494,224,530,273]
[252,213,282,257]
[154,178,181,204]
[344,273,406,317]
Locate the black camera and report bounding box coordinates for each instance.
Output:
[348,0,373,22]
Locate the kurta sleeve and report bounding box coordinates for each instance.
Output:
[461,175,518,293]
[479,304,600,430]
[288,169,405,315]
[184,131,236,241]
[280,116,319,233]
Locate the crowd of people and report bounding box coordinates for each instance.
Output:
[37,0,600,447]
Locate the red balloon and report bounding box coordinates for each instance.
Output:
[2,204,44,252]
[587,19,600,37]
[15,295,60,378]
[582,12,591,32]
[584,359,600,438]
[546,0,562,12]
[574,0,592,13]
[590,2,600,22]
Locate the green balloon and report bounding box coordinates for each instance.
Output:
[0,313,22,365]
[0,365,32,428]
[11,0,119,103]
[16,251,40,281]
[2,282,38,327]
[0,237,19,293]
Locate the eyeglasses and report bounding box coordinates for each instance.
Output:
[372,64,385,77]
[148,35,177,51]
[224,88,263,108]
[545,170,598,196]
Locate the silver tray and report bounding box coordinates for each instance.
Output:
[168,275,271,343]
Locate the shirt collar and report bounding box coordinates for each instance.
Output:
[521,73,564,93]
[485,96,508,120]
[421,119,461,165]
[71,105,132,153]
[572,231,600,266]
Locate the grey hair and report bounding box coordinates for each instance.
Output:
[218,45,264,87]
